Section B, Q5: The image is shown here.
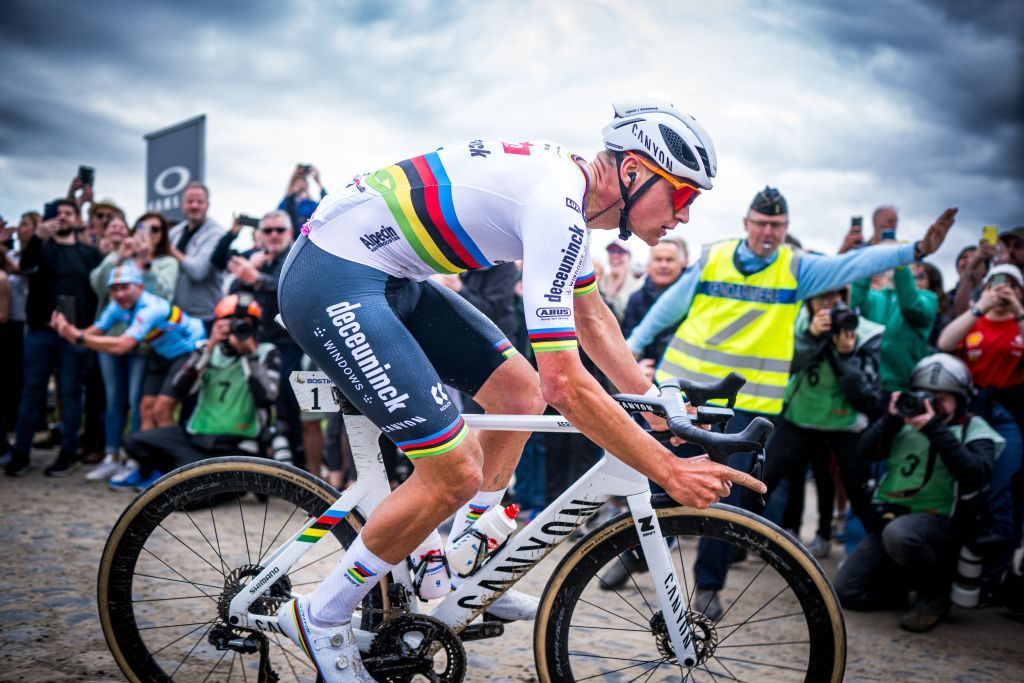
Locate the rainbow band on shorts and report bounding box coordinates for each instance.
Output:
[493,339,518,359]
[529,327,578,353]
[574,270,597,296]
[395,416,469,458]
[296,509,348,543]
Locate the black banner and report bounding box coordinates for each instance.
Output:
[144,115,206,222]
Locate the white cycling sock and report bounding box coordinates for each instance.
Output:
[307,534,393,628]
[450,488,506,540]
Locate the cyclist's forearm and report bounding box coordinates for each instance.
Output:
[576,292,653,394]
[539,358,673,486]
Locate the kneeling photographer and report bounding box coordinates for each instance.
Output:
[120,293,281,490]
[833,354,1004,633]
[763,288,883,557]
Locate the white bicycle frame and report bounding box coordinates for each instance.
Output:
[227,371,704,667]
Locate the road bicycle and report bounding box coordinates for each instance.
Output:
[98,371,846,682]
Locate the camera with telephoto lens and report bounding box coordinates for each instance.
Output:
[829,302,859,333]
[229,318,254,341]
[896,390,935,418]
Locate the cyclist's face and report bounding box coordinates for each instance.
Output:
[625,170,692,246]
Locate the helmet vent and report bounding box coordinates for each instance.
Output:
[659,124,699,171]
[695,146,711,174]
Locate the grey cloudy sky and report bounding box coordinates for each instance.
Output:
[1,0,1021,279]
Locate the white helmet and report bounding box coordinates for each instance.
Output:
[910,353,974,402]
[601,99,717,190]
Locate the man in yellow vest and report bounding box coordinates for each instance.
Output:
[624,187,957,618]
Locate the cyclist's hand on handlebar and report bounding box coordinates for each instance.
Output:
[664,455,767,509]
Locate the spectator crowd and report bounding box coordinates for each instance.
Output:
[1,163,1022,636]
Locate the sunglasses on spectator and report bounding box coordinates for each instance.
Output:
[94,211,112,220]
[913,271,929,281]
[627,153,701,211]
[260,227,289,235]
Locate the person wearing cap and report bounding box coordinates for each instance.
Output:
[49,261,206,440]
[834,353,1003,632]
[625,186,956,618]
[939,263,1024,552]
[117,293,282,492]
[602,238,643,320]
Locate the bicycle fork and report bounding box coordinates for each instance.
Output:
[627,491,699,668]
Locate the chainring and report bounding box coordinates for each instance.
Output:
[365,613,466,682]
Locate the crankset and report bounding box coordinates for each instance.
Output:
[364,613,467,682]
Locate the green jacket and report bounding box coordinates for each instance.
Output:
[851,265,937,393]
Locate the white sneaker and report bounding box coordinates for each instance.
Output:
[87,454,122,482]
[808,534,832,559]
[108,459,139,485]
[276,597,373,682]
[484,588,539,622]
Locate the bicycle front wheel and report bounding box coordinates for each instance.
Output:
[535,499,845,682]
[98,456,389,683]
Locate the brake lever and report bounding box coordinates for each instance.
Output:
[751,447,766,508]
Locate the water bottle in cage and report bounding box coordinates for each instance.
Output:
[445,504,519,577]
[409,529,451,600]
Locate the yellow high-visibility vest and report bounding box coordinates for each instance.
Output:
[656,239,802,415]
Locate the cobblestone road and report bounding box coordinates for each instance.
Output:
[1,450,1022,681]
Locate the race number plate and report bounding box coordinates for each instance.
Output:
[289,371,341,413]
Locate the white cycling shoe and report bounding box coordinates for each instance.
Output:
[277,597,373,682]
[484,588,539,622]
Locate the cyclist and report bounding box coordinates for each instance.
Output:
[276,100,767,681]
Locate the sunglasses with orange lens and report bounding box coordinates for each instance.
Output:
[628,153,701,211]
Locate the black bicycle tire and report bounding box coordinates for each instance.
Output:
[97,456,389,683]
[534,498,846,683]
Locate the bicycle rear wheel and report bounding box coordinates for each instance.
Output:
[98,456,389,683]
[535,498,845,682]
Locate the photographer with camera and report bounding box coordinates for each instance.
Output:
[118,293,281,491]
[762,288,884,557]
[833,354,1004,632]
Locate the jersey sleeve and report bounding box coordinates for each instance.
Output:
[519,166,590,355]
[93,301,121,333]
[572,233,597,297]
